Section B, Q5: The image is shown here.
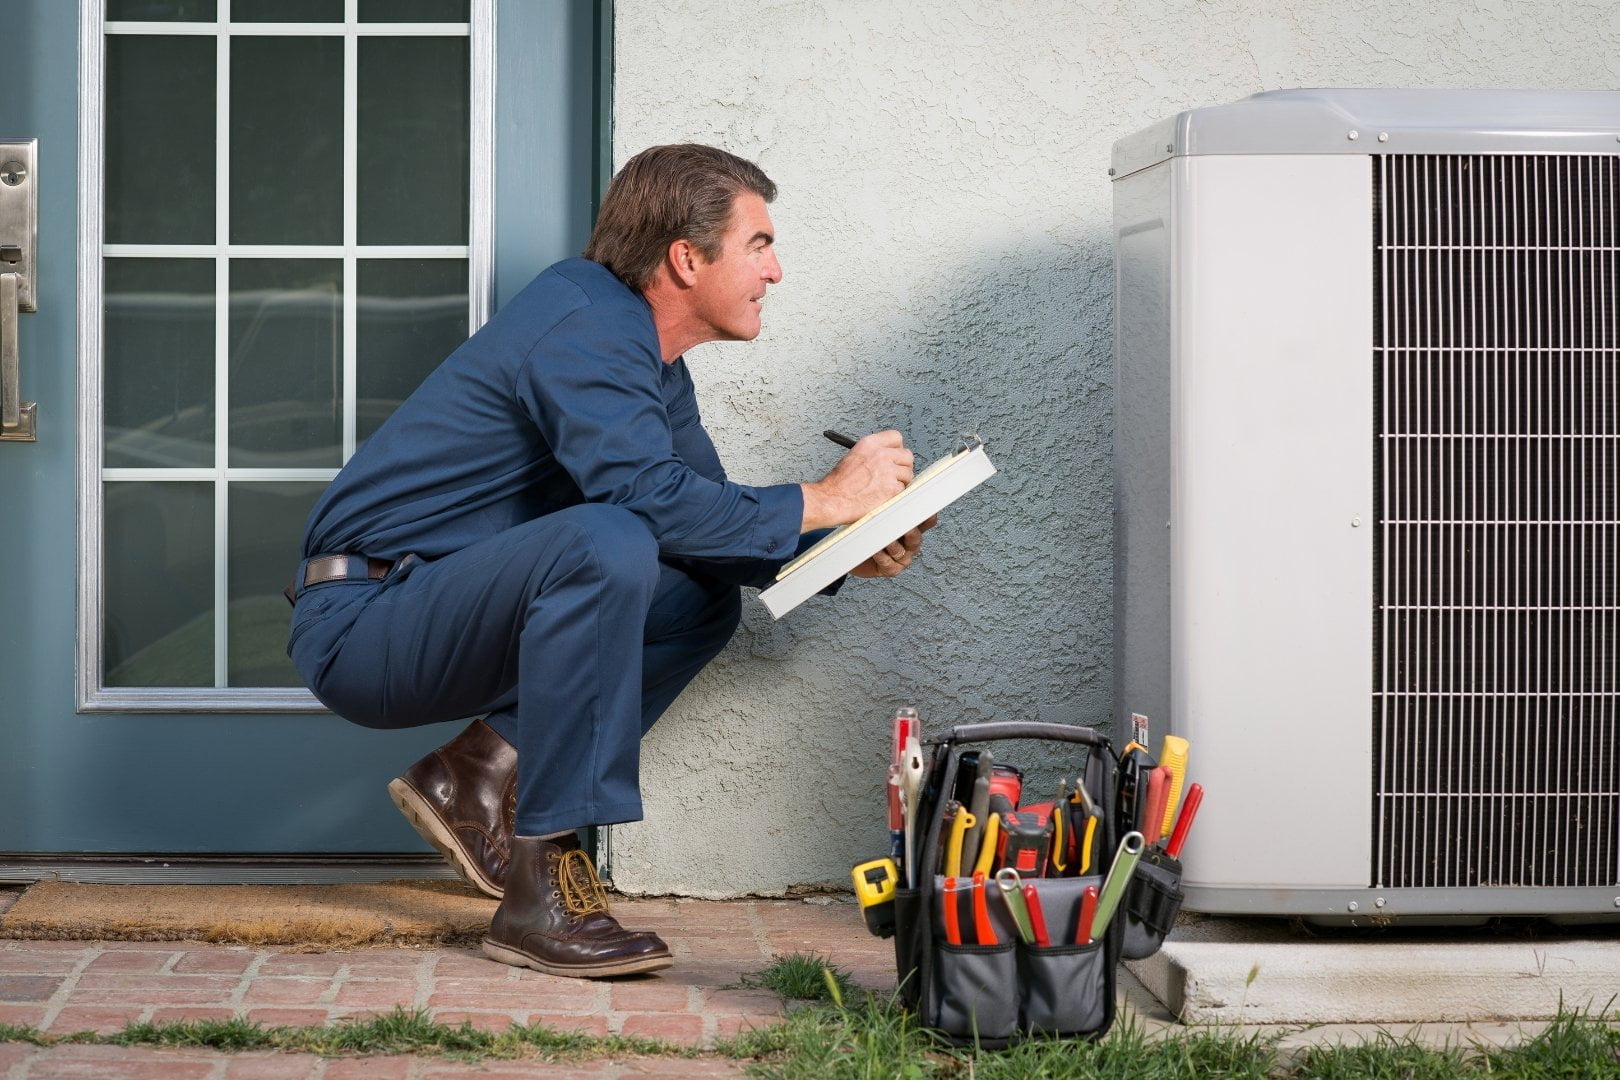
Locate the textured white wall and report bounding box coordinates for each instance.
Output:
[605,0,1620,897]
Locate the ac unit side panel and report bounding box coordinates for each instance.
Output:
[1171,154,1374,895]
[1113,160,1174,739]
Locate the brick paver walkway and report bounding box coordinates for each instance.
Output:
[0,896,895,1078]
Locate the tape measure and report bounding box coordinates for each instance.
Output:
[852,857,898,907]
[851,857,899,937]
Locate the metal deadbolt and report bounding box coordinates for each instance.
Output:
[0,162,25,187]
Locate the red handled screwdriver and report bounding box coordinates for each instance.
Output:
[1165,783,1204,859]
[1023,884,1050,947]
[1074,884,1099,945]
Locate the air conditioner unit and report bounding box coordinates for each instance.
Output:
[1112,89,1620,922]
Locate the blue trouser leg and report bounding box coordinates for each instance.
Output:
[480,558,742,828]
[290,504,741,836]
[482,556,742,742]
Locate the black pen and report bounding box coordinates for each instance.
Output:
[823,429,859,450]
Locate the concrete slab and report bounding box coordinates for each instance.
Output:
[1116,966,1569,1054]
[1127,915,1620,1026]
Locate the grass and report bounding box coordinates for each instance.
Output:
[1,955,1618,1077]
[735,951,858,1003]
[717,994,1280,1079]
[0,1007,694,1064]
[715,956,1620,1080]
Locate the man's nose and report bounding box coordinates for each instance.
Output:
[764,250,783,284]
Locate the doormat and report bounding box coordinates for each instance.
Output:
[0,880,497,949]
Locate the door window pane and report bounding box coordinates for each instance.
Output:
[229,259,343,467]
[230,36,343,245]
[105,258,216,469]
[360,0,469,20]
[229,483,326,686]
[232,0,342,21]
[105,482,214,687]
[358,37,470,245]
[357,259,467,443]
[97,8,488,700]
[107,0,217,20]
[106,35,216,244]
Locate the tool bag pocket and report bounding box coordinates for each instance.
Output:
[1013,875,1110,1036]
[926,942,1020,1041]
[1020,939,1108,1035]
[1121,848,1183,960]
[891,887,923,1007]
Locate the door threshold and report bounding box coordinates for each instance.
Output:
[0,853,460,885]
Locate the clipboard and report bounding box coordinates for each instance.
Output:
[758,436,996,619]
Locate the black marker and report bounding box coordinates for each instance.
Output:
[823,429,858,450]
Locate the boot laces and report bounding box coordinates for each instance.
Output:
[557,848,610,916]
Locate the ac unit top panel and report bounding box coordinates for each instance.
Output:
[1111,88,1620,180]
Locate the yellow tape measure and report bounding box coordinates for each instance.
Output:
[851,857,899,908]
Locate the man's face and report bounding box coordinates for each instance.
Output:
[688,192,783,343]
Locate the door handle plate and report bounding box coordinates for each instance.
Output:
[0,138,37,442]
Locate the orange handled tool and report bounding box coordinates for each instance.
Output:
[1140,767,1170,840]
[942,877,962,945]
[971,869,997,945]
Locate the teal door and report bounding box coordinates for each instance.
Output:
[0,0,605,877]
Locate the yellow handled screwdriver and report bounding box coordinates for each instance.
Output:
[945,806,976,877]
[1158,736,1190,841]
[973,812,1002,876]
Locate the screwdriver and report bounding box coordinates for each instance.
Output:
[1075,884,1099,945]
[1157,736,1190,840]
[944,804,975,877]
[1165,782,1205,859]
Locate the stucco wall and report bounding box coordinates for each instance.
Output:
[604,0,1620,897]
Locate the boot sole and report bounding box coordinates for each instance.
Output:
[481,937,674,978]
[387,777,505,900]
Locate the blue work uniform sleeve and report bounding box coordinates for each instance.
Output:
[662,358,844,595]
[515,305,803,562]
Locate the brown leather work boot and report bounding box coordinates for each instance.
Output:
[387,718,516,899]
[482,834,673,978]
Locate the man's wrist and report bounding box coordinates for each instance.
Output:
[800,482,845,532]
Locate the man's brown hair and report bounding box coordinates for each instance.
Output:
[584,144,777,292]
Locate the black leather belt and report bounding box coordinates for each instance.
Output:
[284,554,394,604]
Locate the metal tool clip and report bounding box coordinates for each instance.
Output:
[994,867,1036,944]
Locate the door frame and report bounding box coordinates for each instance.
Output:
[71,0,613,714]
[74,0,494,712]
[0,0,611,882]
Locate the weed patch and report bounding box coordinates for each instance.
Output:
[736,952,857,1003]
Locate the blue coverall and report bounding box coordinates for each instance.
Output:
[288,257,815,837]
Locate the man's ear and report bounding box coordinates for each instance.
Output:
[667,238,701,288]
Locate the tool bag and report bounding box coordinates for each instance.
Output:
[1121,847,1185,960]
[1112,741,1188,960]
[886,721,1130,1046]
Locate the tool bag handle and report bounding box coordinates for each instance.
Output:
[932,721,1110,748]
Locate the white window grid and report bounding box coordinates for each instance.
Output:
[78,0,495,711]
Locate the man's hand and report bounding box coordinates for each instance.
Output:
[800,429,914,531]
[850,515,938,578]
